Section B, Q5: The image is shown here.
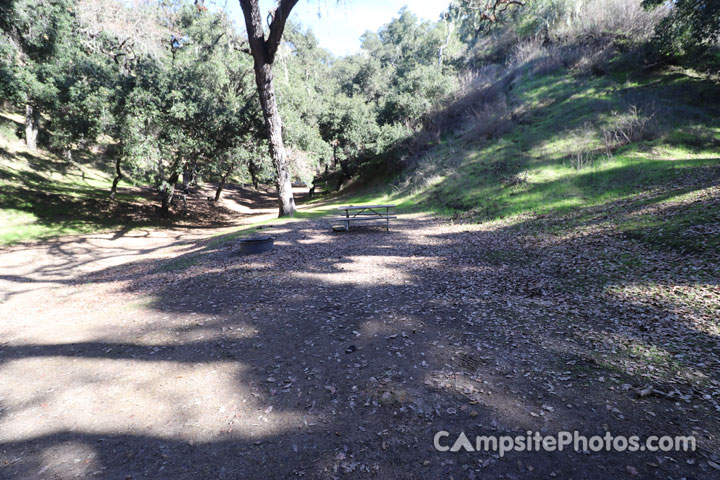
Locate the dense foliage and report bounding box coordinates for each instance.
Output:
[1,0,717,214]
[643,0,720,69]
[0,0,465,208]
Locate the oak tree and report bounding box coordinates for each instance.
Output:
[238,0,299,217]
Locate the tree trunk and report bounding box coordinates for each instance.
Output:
[252,56,295,216]
[438,13,456,68]
[248,158,259,190]
[161,171,180,216]
[187,162,199,190]
[239,0,299,217]
[109,156,123,200]
[24,104,39,151]
[309,176,318,199]
[336,159,352,191]
[182,165,191,190]
[336,172,346,192]
[215,160,235,202]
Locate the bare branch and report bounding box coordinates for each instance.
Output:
[463,0,525,23]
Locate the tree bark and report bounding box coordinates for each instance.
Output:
[182,164,191,190]
[438,16,455,68]
[248,158,259,190]
[215,160,236,202]
[183,161,199,193]
[308,180,315,199]
[24,104,39,151]
[109,156,123,200]
[187,162,199,191]
[239,0,298,217]
[161,171,180,216]
[331,142,338,167]
[161,158,184,216]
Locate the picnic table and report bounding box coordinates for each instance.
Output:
[334,204,397,231]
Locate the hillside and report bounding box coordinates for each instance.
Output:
[2,1,720,478]
[345,63,720,255]
[0,110,267,244]
[2,62,719,250]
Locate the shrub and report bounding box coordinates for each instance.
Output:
[602,104,658,156]
[422,64,508,139]
[572,43,615,75]
[381,65,457,126]
[551,0,665,45]
[567,122,598,169]
[464,97,513,140]
[511,39,565,75]
[643,0,720,71]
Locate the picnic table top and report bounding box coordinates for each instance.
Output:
[336,204,396,210]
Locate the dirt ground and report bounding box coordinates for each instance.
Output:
[0,186,719,479]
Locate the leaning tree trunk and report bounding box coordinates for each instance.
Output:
[24,104,39,151]
[109,156,123,200]
[215,160,236,202]
[186,162,199,191]
[336,159,352,191]
[239,0,298,217]
[182,165,191,191]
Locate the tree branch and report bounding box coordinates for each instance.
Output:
[266,0,299,63]
[464,0,525,23]
[239,0,267,60]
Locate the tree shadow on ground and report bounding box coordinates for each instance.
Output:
[0,145,296,245]
[218,184,282,210]
[1,202,718,478]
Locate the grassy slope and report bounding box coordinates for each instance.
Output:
[0,111,150,245]
[2,62,718,251]
[336,63,720,256]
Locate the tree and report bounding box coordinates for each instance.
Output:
[643,0,720,68]
[48,39,117,161]
[461,0,526,23]
[275,22,334,182]
[110,2,261,215]
[319,93,378,189]
[155,5,259,215]
[238,0,299,217]
[0,0,76,150]
[450,0,526,45]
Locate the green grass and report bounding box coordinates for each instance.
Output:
[0,115,154,245]
[616,187,720,254]
[345,65,720,255]
[2,61,718,250]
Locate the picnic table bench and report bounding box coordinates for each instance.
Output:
[333,204,397,231]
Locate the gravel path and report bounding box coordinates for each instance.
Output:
[1,195,718,479]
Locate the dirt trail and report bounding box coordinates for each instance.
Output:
[0,187,718,479]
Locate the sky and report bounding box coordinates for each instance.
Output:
[223,0,451,57]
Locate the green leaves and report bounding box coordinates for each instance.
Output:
[1,0,470,196]
[642,0,720,69]
[381,64,456,125]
